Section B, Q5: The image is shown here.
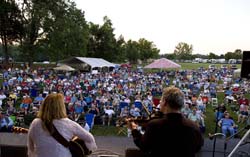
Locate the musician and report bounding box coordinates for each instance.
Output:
[128,86,204,157]
[27,93,97,157]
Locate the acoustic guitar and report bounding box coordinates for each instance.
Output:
[11,126,91,157]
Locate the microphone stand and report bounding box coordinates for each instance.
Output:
[208,133,226,156]
[212,110,220,157]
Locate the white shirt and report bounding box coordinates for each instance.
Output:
[0,94,6,106]
[104,109,115,116]
[28,118,97,157]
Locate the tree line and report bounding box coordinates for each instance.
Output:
[0,0,159,65]
[0,0,243,66]
[162,42,243,61]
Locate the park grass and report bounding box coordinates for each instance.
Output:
[91,125,124,136]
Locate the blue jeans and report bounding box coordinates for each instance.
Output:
[222,125,234,136]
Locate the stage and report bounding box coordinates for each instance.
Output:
[0,133,250,157]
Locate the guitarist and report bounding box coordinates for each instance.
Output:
[127,86,204,157]
[27,93,97,157]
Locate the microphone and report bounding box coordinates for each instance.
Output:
[208,133,226,140]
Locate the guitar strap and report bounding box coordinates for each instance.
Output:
[44,122,69,148]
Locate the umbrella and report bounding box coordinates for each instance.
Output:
[144,58,181,69]
[53,64,75,71]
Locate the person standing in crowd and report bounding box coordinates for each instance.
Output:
[27,93,97,157]
[0,90,7,110]
[128,86,204,157]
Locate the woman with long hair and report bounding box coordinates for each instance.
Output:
[27,93,97,157]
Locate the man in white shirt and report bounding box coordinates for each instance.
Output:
[225,94,235,104]
[0,91,6,109]
[102,105,115,126]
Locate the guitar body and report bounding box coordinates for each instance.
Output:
[69,136,92,157]
[125,148,145,157]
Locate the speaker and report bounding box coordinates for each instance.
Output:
[241,51,250,79]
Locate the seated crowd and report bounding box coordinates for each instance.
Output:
[0,65,249,138]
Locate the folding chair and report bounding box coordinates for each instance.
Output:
[211,98,218,107]
[119,101,129,114]
[134,101,143,110]
[85,113,95,130]
[117,124,129,136]
[9,115,17,126]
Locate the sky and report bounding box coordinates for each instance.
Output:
[73,0,250,55]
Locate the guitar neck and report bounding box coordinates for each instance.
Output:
[12,126,29,134]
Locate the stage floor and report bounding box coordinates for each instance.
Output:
[1,133,250,157]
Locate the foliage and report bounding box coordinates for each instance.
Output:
[174,42,193,60]
[225,49,242,60]
[124,40,140,64]
[1,0,245,65]
[87,16,117,62]
[0,0,23,64]
[208,52,219,59]
[42,1,89,61]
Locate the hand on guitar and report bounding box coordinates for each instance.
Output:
[126,118,138,130]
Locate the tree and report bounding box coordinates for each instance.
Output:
[114,35,126,62]
[173,42,193,60]
[137,38,160,62]
[43,1,89,61]
[87,22,100,57]
[162,53,176,60]
[0,0,23,64]
[125,40,140,64]
[87,16,118,62]
[18,0,88,64]
[234,49,242,60]
[224,52,234,60]
[208,52,219,59]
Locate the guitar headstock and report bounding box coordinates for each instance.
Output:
[12,126,29,134]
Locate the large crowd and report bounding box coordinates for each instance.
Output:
[0,65,249,136]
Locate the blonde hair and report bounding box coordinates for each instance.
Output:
[37,93,67,123]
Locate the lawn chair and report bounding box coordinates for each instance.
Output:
[85,113,95,131]
[134,101,143,111]
[119,101,129,114]
[9,115,17,126]
[211,98,218,107]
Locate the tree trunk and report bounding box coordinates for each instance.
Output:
[3,34,9,68]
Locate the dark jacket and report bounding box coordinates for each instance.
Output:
[132,113,204,157]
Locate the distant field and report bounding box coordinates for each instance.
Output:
[179,62,241,70]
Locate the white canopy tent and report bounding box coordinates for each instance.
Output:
[75,57,116,68]
[53,64,75,71]
[59,57,116,71]
[233,68,241,78]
